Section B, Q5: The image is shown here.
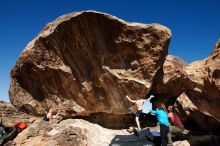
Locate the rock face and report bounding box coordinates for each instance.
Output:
[8,119,129,146]
[176,39,220,131]
[0,100,37,126]
[174,92,220,131]
[151,55,187,100]
[9,10,220,131]
[9,11,171,118]
[6,118,220,146]
[152,40,220,131]
[182,39,220,123]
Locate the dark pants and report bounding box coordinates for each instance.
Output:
[167,125,185,143]
[160,124,169,146]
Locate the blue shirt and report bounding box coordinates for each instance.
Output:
[150,109,169,126]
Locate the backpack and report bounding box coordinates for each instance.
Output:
[14,122,27,130]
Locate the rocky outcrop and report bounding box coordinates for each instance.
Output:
[174,92,220,131]
[7,119,130,146]
[172,39,220,131]
[6,118,220,146]
[0,100,37,126]
[9,11,171,118]
[151,55,187,100]
[150,39,220,131]
[182,39,220,122]
[8,9,220,132]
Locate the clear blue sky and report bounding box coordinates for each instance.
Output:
[0,0,220,102]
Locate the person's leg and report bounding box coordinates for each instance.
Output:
[165,125,169,145]
[172,126,184,133]
[172,126,185,140]
[160,124,168,146]
[135,116,141,131]
[167,126,173,144]
[135,111,141,131]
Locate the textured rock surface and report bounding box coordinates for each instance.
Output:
[9,11,171,118]
[176,39,220,130]
[7,118,220,146]
[173,140,190,146]
[8,119,128,146]
[174,92,220,131]
[8,9,220,132]
[0,100,38,126]
[150,40,220,131]
[151,55,187,100]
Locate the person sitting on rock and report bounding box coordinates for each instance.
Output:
[167,105,187,144]
[126,94,154,131]
[150,103,169,146]
[43,108,60,123]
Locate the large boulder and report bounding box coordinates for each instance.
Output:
[9,11,171,118]
[174,92,220,131]
[149,39,220,131]
[7,119,220,146]
[8,119,133,146]
[151,55,188,100]
[180,39,220,129]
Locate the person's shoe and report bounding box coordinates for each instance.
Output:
[183,129,189,134]
[126,127,133,133]
[133,127,139,137]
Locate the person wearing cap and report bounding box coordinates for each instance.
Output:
[126,94,154,131]
[167,105,186,144]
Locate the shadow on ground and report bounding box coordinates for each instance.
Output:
[187,133,220,146]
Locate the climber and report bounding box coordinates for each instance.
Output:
[150,103,169,146]
[167,105,187,144]
[126,94,154,131]
[43,108,60,123]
